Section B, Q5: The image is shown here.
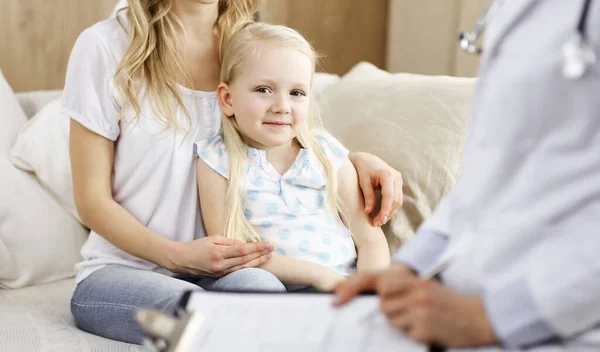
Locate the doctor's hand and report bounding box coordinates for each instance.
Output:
[376,274,497,347]
[333,264,498,348]
[333,263,415,304]
[349,152,403,227]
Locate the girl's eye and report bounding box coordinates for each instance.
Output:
[290,90,306,97]
[255,87,272,94]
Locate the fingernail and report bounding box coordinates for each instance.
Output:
[383,215,388,224]
[332,295,341,306]
[266,253,272,259]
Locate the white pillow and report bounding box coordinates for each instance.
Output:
[320,62,475,252]
[10,97,81,222]
[16,90,63,119]
[0,70,88,289]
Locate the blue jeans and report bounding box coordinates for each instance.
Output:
[71,265,286,344]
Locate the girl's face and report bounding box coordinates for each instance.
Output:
[218,45,313,150]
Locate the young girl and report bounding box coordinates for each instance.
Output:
[195,22,391,292]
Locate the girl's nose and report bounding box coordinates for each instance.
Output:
[271,95,291,114]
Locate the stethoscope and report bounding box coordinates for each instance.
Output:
[459,0,596,79]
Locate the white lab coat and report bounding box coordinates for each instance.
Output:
[418,0,600,351]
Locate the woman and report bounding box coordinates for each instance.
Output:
[64,0,403,345]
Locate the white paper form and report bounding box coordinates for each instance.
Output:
[180,291,427,352]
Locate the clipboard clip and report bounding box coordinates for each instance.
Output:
[136,307,205,352]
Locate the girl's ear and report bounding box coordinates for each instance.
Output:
[217,82,235,117]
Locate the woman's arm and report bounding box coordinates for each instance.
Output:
[70,120,177,269]
[338,159,391,272]
[71,120,271,277]
[197,158,344,290]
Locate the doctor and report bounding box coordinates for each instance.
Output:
[335,0,600,350]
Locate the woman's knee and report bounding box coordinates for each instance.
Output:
[70,266,201,344]
[71,286,186,345]
[216,268,286,292]
[71,298,145,344]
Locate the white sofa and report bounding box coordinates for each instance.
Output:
[1,87,143,351]
[0,63,475,351]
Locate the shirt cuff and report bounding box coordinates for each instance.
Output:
[392,230,449,274]
[484,278,557,348]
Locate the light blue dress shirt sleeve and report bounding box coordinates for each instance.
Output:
[484,277,558,348]
[394,231,558,348]
[392,230,449,274]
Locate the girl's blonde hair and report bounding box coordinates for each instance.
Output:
[114,0,259,130]
[219,22,349,242]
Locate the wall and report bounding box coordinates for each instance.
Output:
[259,0,389,76]
[0,0,389,91]
[386,0,486,77]
[4,0,483,91]
[0,0,117,92]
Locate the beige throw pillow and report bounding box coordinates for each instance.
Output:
[320,62,476,252]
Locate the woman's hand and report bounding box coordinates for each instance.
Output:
[349,152,403,227]
[334,264,497,348]
[165,235,274,277]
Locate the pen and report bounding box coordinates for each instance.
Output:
[429,343,445,352]
[359,256,454,351]
[359,255,452,324]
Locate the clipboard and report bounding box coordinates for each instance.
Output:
[137,289,446,352]
[161,289,431,352]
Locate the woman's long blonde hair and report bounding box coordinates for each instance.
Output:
[114,0,259,130]
[220,22,349,242]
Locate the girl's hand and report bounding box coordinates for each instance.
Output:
[314,270,347,292]
[166,235,274,277]
[349,152,404,227]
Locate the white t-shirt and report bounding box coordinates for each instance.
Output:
[194,132,357,276]
[62,15,221,283]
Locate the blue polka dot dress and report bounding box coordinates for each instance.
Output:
[194,131,357,276]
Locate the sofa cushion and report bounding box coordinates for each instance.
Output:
[10,97,81,222]
[0,70,87,289]
[320,62,475,252]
